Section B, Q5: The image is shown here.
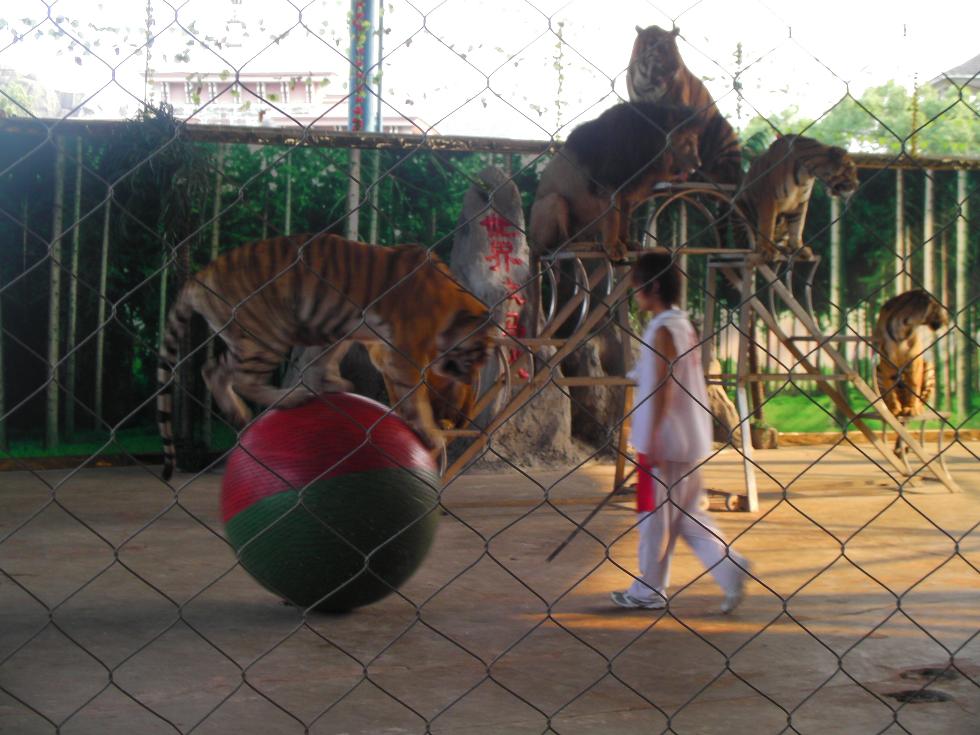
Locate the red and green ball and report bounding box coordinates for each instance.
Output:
[221,393,440,612]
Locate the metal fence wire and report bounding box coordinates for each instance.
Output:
[0,1,978,733]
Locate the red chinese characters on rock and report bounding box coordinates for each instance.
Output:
[504,311,529,381]
[502,281,529,377]
[481,214,523,274]
[479,213,529,380]
[503,276,527,307]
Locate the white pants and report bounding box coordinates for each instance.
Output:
[627,460,747,602]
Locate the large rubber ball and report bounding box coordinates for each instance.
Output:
[221,393,440,612]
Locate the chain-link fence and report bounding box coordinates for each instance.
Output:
[1,1,978,733]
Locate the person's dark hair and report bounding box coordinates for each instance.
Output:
[632,252,682,306]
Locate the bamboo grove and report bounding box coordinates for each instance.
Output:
[0,93,977,461]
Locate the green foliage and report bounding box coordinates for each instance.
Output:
[0,105,218,446]
[374,150,494,260]
[915,84,980,156]
[0,75,31,117]
[743,81,980,155]
[216,143,350,248]
[740,128,775,167]
[101,105,212,242]
[1,76,976,454]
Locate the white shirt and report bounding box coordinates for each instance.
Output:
[629,308,712,462]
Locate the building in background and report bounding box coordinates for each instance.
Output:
[929,53,980,92]
[150,70,428,134]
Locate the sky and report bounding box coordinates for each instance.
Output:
[1,0,978,139]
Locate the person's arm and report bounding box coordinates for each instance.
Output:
[646,325,678,463]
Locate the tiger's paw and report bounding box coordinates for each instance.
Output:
[317,377,355,394]
[418,426,447,455]
[603,240,631,263]
[757,245,781,262]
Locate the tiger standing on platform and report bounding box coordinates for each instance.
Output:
[611,252,752,613]
[627,24,742,188]
[735,135,859,259]
[156,234,492,481]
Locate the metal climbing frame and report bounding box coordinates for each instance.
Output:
[649,183,960,500]
[709,255,961,504]
[443,265,634,484]
[446,182,961,507]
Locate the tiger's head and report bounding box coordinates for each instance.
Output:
[881,289,949,344]
[913,292,949,332]
[811,145,859,199]
[664,121,701,180]
[434,305,493,384]
[925,303,948,332]
[628,25,682,102]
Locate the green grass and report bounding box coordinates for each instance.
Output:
[2,387,978,459]
[759,384,980,433]
[2,424,237,460]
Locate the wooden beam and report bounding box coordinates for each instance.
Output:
[710,372,855,382]
[955,169,968,423]
[465,264,612,421]
[5,117,980,170]
[756,262,960,492]
[733,267,759,511]
[490,336,566,347]
[553,376,636,387]
[721,266,909,477]
[613,386,634,494]
[546,246,754,260]
[443,275,634,484]
[0,116,561,156]
[443,429,482,438]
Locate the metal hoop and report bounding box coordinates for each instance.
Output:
[545,261,559,325]
[572,256,591,333]
[643,187,749,250]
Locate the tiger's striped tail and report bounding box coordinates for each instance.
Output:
[158,288,195,481]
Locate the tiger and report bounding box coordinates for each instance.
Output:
[529,101,701,261]
[734,135,859,259]
[873,289,948,421]
[157,233,492,480]
[368,342,478,431]
[627,25,742,188]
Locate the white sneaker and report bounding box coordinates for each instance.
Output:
[610,590,667,610]
[721,559,752,614]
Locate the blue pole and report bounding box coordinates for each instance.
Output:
[375,4,384,133]
[348,0,380,132]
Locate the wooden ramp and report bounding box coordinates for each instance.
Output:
[441,247,960,502]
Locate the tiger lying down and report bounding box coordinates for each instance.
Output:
[529,102,701,261]
[626,25,743,188]
[157,234,493,480]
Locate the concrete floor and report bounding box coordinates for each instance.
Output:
[1,442,978,734]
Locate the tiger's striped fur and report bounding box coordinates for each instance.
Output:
[627,25,742,187]
[157,234,492,480]
[368,342,478,431]
[735,135,859,258]
[873,289,948,419]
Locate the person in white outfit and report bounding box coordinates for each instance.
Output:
[611,252,751,613]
